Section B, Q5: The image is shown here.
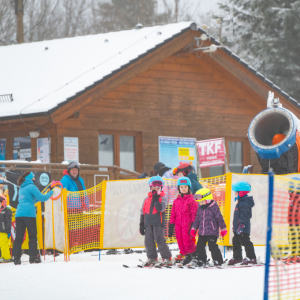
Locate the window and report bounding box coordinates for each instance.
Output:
[98,131,142,172]
[120,136,135,171]
[98,135,114,171]
[229,141,243,173]
[209,138,247,175]
[13,137,31,161]
[0,138,6,160]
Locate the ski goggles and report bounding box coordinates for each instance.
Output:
[68,162,80,169]
[193,194,203,201]
[150,180,163,187]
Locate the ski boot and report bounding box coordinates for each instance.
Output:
[182,252,196,266]
[14,259,21,265]
[240,257,257,265]
[175,253,185,263]
[0,258,13,263]
[143,258,157,267]
[213,260,223,267]
[30,254,42,264]
[161,258,173,266]
[228,257,243,266]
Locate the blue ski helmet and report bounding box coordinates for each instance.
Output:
[177,177,191,187]
[232,181,251,192]
[149,176,164,188]
[289,177,300,194]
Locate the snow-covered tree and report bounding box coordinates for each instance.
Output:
[219,0,300,101]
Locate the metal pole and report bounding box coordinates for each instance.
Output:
[99,249,101,261]
[263,171,274,300]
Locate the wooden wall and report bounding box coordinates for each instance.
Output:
[57,53,268,176]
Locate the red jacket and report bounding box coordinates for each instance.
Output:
[141,191,168,227]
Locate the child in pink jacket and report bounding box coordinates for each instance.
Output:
[168,177,198,265]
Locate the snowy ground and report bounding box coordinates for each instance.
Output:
[1,245,266,300]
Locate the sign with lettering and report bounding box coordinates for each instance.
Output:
[196,138,226,168]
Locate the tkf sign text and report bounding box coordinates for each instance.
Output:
[196,138,226,168]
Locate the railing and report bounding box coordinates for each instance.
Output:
[0,161,140,189]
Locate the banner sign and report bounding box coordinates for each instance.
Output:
[158,136,197,169]
[0,170,50,209]
[64,137,79,162]
[196,138,226,168]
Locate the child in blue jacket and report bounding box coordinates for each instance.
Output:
[229,181,257,266]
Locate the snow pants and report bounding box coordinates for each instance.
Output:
[175,223,196,256]
[196,235,223,264]
[288,225,300,256]
[233,232,256,260]
[13,217,37,259]
[145,225,171,260]
[0,232,11,260]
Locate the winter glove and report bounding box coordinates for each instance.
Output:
[152,191,160,202]
[236,224,245,235]
[190,228,197,237]
[7,233,11,238]
[139,215,145,236]
[168,223,175,238]
[220,229,227,237]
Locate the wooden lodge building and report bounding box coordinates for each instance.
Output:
[1,21,300,180]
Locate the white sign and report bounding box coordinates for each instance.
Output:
[19,148,31,159]
[37,138,50,163]
[64,137,79,162]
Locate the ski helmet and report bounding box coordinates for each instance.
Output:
[232,181,251,192]
[153,162,165,175]
[194,188,213,203]
[177,177,191,187]
[289,177,300,194]
[173,162,193,176]
[149,176,164,188]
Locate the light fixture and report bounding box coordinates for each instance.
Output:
[29,130,40,138]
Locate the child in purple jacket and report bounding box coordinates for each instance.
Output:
[191,188,227,266]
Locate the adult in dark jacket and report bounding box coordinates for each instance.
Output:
[13,172,54,265]
[0,195,12,262]
[172,162,203,194]
[229,181,257,266]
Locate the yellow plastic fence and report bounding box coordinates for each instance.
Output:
[267,176,300,300]
[54,174,231,255]
[65,182,103,254]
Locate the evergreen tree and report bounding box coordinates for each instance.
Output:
[219,0,300,101]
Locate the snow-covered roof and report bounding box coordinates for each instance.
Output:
[0,22,195,120]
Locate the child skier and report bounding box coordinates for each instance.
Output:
[191,188,227,266]
[172,163,202,194]
[139,176,172,266]
[286,177,300,263]
[0,195,12,263]
[228,181,257,265]
[169,177,198,265]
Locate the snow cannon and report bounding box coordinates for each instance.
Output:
[248,92,300,174]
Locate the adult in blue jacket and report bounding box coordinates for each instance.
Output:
[60,162,87,209]
[13,172,54,265]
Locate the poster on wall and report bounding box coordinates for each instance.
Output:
[64,137,79,162]
[37,138,50,163]
[158,136,197,169]
[196,138,226,168]
[0,140,6,160]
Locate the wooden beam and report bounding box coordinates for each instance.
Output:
[50,30,197,124]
